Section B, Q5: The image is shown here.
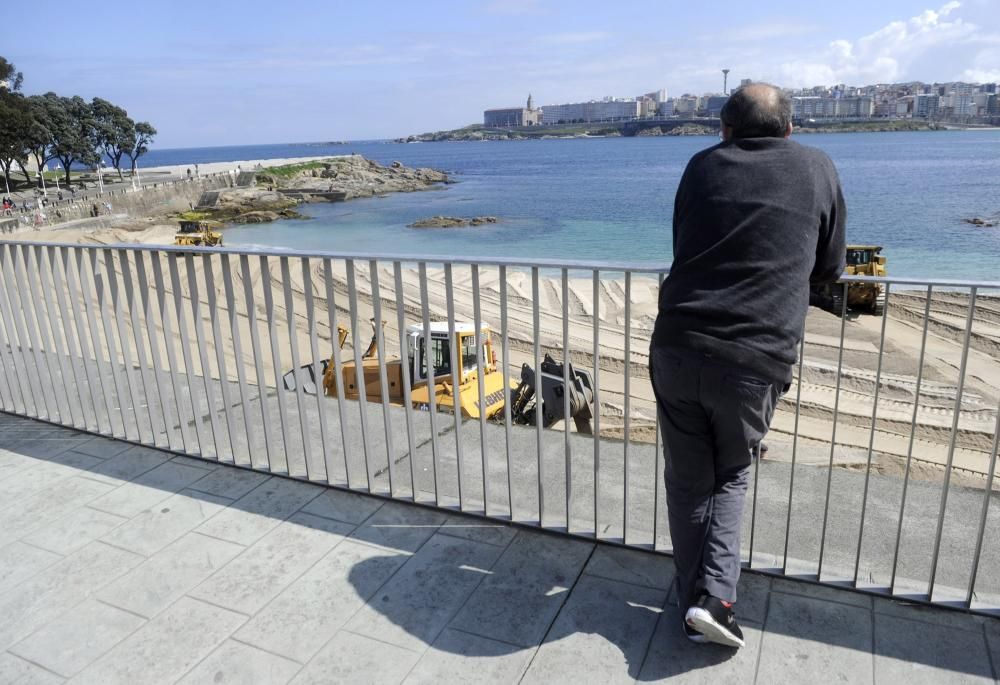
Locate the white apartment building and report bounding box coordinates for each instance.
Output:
[541,99,641,123]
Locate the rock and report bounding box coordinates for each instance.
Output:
[963,216,998,227]
[408,216,498,228]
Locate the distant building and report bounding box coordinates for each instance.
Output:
[541,98,640,124]
[483,94,541,127]
[703,95,729,117]
[913,93,939,118]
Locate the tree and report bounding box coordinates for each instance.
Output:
[36,93,98,187]
[126,122,156,175]
[0,92,32,191]
[0,57,23,92]
[23,95,54,183]
[91,97,135,180]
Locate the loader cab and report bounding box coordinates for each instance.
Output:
[405,322,496,386]
[845,245,886,276]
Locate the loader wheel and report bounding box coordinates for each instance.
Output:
[831,291,846,317]
[871,290,886,316]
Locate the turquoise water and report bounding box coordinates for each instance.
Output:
[151,133,1000,281]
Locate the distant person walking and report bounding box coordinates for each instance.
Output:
[649,83,846,648]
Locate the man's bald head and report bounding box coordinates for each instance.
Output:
[719,83,792,140]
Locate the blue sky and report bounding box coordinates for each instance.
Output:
[6,0,999,147]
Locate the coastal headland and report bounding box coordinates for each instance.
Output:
[397,118,949,142]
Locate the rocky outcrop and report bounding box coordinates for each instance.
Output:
[408,216,499,228]
[187,188,305,224]
[964,216,998,228]
[257,155,449,201]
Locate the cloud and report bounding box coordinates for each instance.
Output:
[777,2,985,86]
[535,31,609,45]
[481,0,543,15]
[963,48,1000,82]
[714,20,818,42]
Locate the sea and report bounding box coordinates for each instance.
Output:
[138,131,1000,282]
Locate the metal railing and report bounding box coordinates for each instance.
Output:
[1,240,998,615]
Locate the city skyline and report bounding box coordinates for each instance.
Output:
[6,0,1000,147]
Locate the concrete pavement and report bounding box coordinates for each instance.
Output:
[0,412,997,683]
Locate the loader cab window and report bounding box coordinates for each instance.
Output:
[419,337,451,380]
[846,249,871,266]
[461,336,479,372]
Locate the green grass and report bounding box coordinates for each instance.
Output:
[176,210,213,221]
[259,160,330,179]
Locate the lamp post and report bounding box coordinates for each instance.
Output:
[722,69,730,96]
[96,160,104,194]
[132,161,140,190]
[37,164,47,196]
[53,164,60,192]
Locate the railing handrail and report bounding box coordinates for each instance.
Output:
[1,239,998,289]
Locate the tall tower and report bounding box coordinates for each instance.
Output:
[722,69,730,95]
[527,93,534,111]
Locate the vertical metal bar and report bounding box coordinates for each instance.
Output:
[748,444,762,566]
[444,264,465,508]
[890,285,934,594]
[17,244,62,423]
[0,249,26,415]
[782,335,807,572]
[562,268,571,532]
[220,255,255,466]
[653,271,665,549]
[419,262,441,504]
[853,283,892,585]
[472,265,489,515]
[303,257,333,482]
[260,255,291,474]
[592,270,601,538]
[102,248,150,443]
[8,244,57,421]
[0,245,33,416]
[186,253,224,460]
[32,245,80,428]
[150,252,194,454]
[817,281,849,579]
[623,272,632,543]
[120,252,164,445]
[393,262,418,500]
[927,287,978,598]
[241,254,275,472]
[965,392,1000,607]
[323,259,351,486]
[0,292,19,413]
[93,249,142,439]
[204,254,240,463]
[346,259,373,491]
[532,267,543,525]
[134,252,179,451]
[500,265,513,518]
[167,252,207,456]
[69,248,116,436]
[280,256,312,477]
[370,260,396,496]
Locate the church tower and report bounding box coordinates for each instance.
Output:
[527,93,534,111]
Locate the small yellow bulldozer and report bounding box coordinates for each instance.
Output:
[812,244,887,316]
[174,220,223,247]
[284,319,596,430]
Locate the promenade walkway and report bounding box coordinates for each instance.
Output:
[1,412,997,684]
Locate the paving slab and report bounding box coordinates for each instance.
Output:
[346,532,504,652]
[873,612,994,683]
[184,468,271,500]
[78,445,172,486]
[288,630,419,685]
[346,500,446,553]
[583,544,673,591]
[0,476,113,548]
[235,538,408,663]
[448,531,593,647]
[438,514,519,547]
[638,605,763,682]
[194,478,324,546]
[0,453,103,506]
[175,639,301,685]
[772,576,873,609]
[99,489,231,556]
[404,628,534,684]
[21,507,127,556]
[756,589,874,684]
[521,574,666,685]
[0,542,62,592]
[70,597,246,685]
[96,532,246,618]
[0,541,143,650]
[66,437,132,459]
[0,651,65,684]
[190,512,354,615]
[86,461,209,519]
[8,599,145,677]
[300,487,384,525]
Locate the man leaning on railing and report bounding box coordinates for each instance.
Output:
[649,83,847,648]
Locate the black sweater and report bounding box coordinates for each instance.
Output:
[651,137,847,384]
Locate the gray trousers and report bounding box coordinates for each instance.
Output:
[649,346,781,606]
